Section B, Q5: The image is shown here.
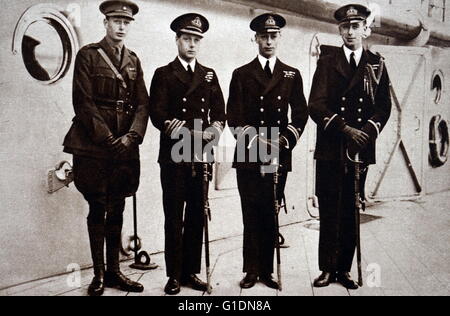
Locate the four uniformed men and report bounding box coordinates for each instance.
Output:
[65,0,391,295]
[309,4,392,289]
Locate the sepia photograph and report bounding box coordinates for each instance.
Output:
[0,0,449,302]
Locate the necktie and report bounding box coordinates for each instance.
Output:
[350,52,357,72]
[264,60,272,79]
[187,64,194,78]
[115,47,122,64]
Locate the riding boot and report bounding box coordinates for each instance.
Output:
[105,222,144,293]
[87,224,105,296]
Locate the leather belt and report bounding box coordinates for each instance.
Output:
[96,100,129,112]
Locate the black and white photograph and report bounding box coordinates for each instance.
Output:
[0,0,449,302]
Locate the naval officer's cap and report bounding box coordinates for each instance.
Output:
[250,13,286,34]
[100,0,139,21]
[334,4,371,24]
[171,13,210,38]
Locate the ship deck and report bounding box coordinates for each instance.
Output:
[1,191,449,297]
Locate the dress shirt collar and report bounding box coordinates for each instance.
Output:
[258,54,277,73]
[178,56,196,72]
[343,45,363,66]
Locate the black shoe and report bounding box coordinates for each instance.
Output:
[260,274,280,290]
[337,272,359,290]
[240,273,258,289]
[313,272,336,288]
[88,273,105,297]
[181,274,208,292]
[104,271,144,293]
[165,278,181,295]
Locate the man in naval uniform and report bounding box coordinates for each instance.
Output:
[309,4,392,289]
[227,13,309,290]
[148,13,226,295]
[63,0,148,296]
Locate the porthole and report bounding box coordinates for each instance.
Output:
[12,4,80,85]
[431,70,444,105]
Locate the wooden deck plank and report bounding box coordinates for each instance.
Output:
[362,225,418,296]
[348,232,385,296]
[209,248,243,297]
[2,191,449,296]
[369,229,449,296]
[127,266,167,296]
[278,225,314,297]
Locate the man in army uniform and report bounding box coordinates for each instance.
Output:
[227,13,309,290]
[149,13,226,295]
[309,4,392,289]
[63,0,148,296]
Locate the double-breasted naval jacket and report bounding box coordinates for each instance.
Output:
[309,47,392,165]
[227,58,309,171]
[149,58,226,164]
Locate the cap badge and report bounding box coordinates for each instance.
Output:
[123,6,128,11]
[192,17,202,28]
[265,16,276,27]
[347,7,358,16]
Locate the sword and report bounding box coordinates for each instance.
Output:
[347,150,364,287]
[201,154,213,294]
[271,159,283,291]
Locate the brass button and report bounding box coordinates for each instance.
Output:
[202,98,205,102]
[341,107,346,112]
[201,108,205,113]
[183,98,187,102]
[342,97,346,101]
[358,118,362,122]
[260,96,264,100]
[278,108,281,112]
[358,108,362,113]
[359,98,363,103]
[182,109,187,113]
[260,108,265,112]
[278,96,282,100]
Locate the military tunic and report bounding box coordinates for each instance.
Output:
[63,37,149,206]
[227,57,308,274]
[309,46,392,272]
[149,58,226,279]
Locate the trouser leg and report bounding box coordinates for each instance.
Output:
[161,165,186,279]
[237,169,261,274]
[316,160,341,272]
[182,171,204,276]
[237,169,287,275]
[259,172,288,275]
[337,167,369,272]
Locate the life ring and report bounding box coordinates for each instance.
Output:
[429,115,449,168]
